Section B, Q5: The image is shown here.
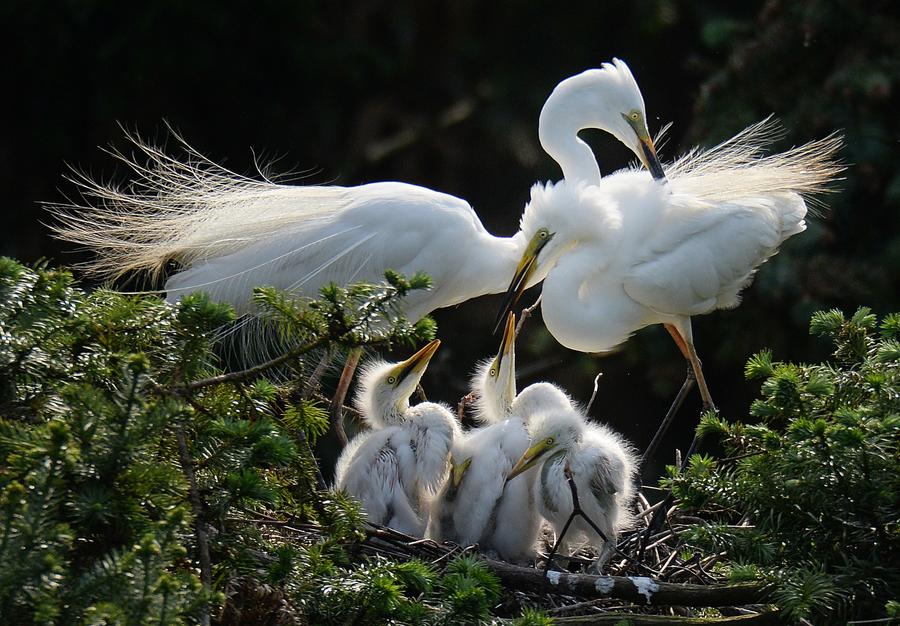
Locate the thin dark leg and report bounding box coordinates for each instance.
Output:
[641,363,696,470]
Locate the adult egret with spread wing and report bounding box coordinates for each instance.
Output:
[49,60,662,321]
[497,120,843,410]
[334,339,459,535]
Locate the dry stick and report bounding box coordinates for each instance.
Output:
[514,294,543,339]
[186,336,328,391]
[457,392,475,423]
[302,347,333,399]
[174,425,212,626]
[549,611,780,625]
[585,372,604,416]
[487,558,769,606]
[329,347,362,447]
[544,462,652,576]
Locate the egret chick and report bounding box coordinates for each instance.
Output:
[430,315,572,561]
[334,340,458,535]
[506,407,638,570]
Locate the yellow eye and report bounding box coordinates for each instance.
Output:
[387,376,397,385]
[538,229,549,239]
[545,437,554,446]
[630,112,640,121]
[489,368,497,377]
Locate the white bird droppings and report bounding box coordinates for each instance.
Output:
[594,576,615,594]
[547,571,562,586]
[628,576,659,604]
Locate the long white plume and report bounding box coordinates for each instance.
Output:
[48,129,349,282]
[664,117,844,210]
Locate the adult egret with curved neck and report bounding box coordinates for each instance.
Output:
[497,119,843,410]
[506,406,638,569]
[49,60,661,321]
[334,340,459,535]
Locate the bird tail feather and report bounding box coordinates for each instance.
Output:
[46,127,349,283]
[666,117,844,213]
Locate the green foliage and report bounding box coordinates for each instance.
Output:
[667,308,900,623]
[0,258,545,624]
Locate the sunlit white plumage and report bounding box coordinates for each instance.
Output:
[428,315,574,561]
[49,60,661,323]
[506,407,638,569]
[501,117,843,408]
[334,340,459,535]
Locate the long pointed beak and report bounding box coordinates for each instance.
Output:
[496,312,516,365]
[395,339,441,385]
[451,457,472,488]
[506,439,552,482]
[638,135,666,181]
[494,231,553,333]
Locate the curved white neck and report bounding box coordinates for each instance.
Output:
[538,113,602,186]
[539,247,643,353]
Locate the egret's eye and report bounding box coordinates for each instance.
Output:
[489,368,497,377]
[387,376,397,385]
[545,437,554,446]
[629,111,640,121]
[538,228,549,239]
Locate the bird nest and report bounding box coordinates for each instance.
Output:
[237,486,775,625]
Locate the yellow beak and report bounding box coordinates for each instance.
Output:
[638,135,666,181]
[506,439,554,482]
[493,231,554,333]
[451,457,472,488]
[393,339,441,386]
[623,112,666,181]
[495,312,516,366]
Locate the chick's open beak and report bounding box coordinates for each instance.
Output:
[394,339,441,386]
[493,231,554,333]
[506,439,553,482]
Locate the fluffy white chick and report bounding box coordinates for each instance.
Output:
[334,340,459,536]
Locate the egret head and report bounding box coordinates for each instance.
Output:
[505,408,584,481]
[473,312,518,421]
[354,339,441,428]
[539,58,665,182]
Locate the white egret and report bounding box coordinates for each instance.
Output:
[429,314,574,561]
[496,119,843,410]
[334,339,459,535]
[505,406,638,569]
[49,60,662,321]
[48,60,663,432]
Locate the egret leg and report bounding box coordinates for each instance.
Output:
[329,346,362,447]
[666,320,715,412]
[640,362,695,470]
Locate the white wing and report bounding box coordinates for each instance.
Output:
[623,192,806,316]
[50,135,522,320]
[453,418,529,546]
[165,182,505,318]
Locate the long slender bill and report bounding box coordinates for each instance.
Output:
[394,339,441,385]
[493,230,553,333]
[506,439,553,481]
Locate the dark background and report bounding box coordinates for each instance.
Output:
[3,0,899,479]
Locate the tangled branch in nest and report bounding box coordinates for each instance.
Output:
[231,489,775,623]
